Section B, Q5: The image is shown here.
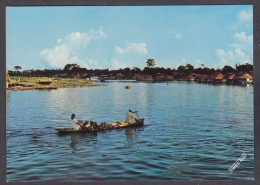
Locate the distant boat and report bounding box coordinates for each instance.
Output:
[124,84,131,89]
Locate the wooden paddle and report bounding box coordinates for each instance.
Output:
[134,111,140,119]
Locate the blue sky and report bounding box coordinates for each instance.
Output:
[6,5,253,70]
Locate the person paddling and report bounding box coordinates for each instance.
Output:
[71,114,84,130]
[125,108,138,124]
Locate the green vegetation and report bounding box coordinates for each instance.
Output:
[9,76,103,90]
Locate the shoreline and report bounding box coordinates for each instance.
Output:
[7,77,105,91]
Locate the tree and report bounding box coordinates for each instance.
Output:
[184,64,194,74]
[123,67,131,77]
[222,65,235,74]
[177,65,185,73]
[14,66,22,72]
[202,67,211,74]
[236,63,253,73]
[13,66,22,76]
[64,64,80,71]
[131,67,142,75]
[146,59,155,68]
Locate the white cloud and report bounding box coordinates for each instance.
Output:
[231,32,253,51]
[181,57,186,63]
[112,42,148,69]
[114,46,125,54]
[175,33,183,40]
[176,57,190,68]
[111,58,128,69]
[238,8,253,23]
[216,48,251,67]
[40,27,106,68]
[194,59,204,68]
[166,30,183,40]
[217,30,253,67]
[175,57,205,69]
[114,42,148,55]
[230,8,253,29]
[6,64,13,70]
[88,27,106,39]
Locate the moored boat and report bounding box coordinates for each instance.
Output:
[124,84,131,89]
[55,118,144,134]
[38,81,52,85]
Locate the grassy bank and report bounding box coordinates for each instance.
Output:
[9,76,104,90]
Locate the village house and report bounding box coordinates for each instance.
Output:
[109,76,117,80]
[173,72,179,76]
[208,73,225,83]
[116,73,125,80]
[234,73,253,85]
[225,73,236,84]
[134,74,153,81]
[195,74,209,83]
[99,75,109,82]
[155,74,174,81]
[165,75,174,81]
[173,72,186,81]
[90,76,99,81]
[155,73,166,81]
[185,75,195,81]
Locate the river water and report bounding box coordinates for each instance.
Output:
[6,81,254,181]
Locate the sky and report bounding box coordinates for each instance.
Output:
[6,5,253,70]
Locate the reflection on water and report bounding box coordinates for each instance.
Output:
[7,82,254,181]
[125,127,139,140]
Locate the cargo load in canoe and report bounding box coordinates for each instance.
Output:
[55,118,144,134]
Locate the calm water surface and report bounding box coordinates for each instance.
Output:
[7,82,254,181]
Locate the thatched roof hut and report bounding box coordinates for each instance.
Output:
[233,73,253,84]
[209,73,224,80]
[195,74,209,82]
[236,73,253,80]
[186,75,195,81]
[208,73,226,83]
[225,73,236,80]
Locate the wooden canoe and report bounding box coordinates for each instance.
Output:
[38,81,52,85]
[55,118,144,134]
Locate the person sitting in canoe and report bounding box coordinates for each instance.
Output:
[71,114,84,130]
[126,108,138,124]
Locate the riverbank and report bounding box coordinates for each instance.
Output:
[8,77,104,90]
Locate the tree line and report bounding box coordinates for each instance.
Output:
[8,59,253,78]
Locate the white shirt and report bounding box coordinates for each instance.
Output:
[71,118,80,130]
[126,112,136,123]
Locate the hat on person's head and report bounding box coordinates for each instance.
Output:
[129,108,133,112]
